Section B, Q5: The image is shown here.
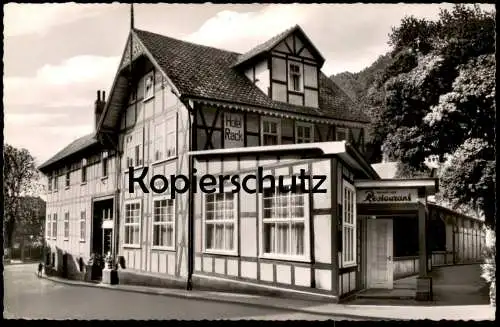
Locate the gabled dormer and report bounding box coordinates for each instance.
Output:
[232,25,325,108]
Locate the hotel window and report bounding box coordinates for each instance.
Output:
[48,177,52,192]
[65,172,70,188]
[288,62,303,92]
[102,156,108,178]
[144,72,154,100]
[53,176,58,191]
[64,212,70,240]
[154,114,178,162]
[152,197,175,249]
[261,117,281,146]
[203,191,238,254]
[336,127,349,141]
[261,179,309,260]
[342,181,356,266]
[125,130,143,168]
[295,122,314,143]
[46,214,51,239]
[124,201,141,246]
[52,213,58,239]
[81,159,87,183]
[80,211,86,242]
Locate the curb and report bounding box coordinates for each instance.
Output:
[41,275,390,320]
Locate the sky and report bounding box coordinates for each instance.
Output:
[3,3,495,167]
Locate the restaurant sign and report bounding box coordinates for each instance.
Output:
[224,112,244,148]
[357,188,418,204]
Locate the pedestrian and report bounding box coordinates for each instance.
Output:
[37,262,43,278]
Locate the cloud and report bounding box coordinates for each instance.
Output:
[3,3,114,37]
[4,55,120,107]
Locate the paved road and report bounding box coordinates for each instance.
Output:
[4,263,347,320]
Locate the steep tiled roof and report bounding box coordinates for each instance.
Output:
[38,133,98,171]
[134,28,369,123]
[231,25,299,67]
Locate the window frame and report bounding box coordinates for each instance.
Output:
[336,127,349,141]
[125,130,144,170]
[151,196,176,251]
[202,187,239,256]
[53,175,58,192]
[259,177,311,262]
[123,200,142,248]
[63,212,70,240]
[52,213,58,239]
[80,211,86,242]
[260,116,282,146]
[81,159,87,184]
[65,172,70,189]
[48,177,52,192]
[46,214,52,239]
[143,71,155,101]
[288,61,304,93]
[342,180,357,267]
[295,121,315,144]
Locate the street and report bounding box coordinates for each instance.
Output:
[4,263,343,320]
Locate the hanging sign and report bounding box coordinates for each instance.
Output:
[357,188,418,204]
[224,112,244,148]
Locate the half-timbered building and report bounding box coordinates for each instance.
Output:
[39,20,484,302]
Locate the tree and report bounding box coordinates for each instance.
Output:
[3,144,41,257]
[376,4,496,230]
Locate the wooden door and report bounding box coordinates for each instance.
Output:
[367,219,393,289]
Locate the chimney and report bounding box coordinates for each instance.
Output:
[95,90,106,131]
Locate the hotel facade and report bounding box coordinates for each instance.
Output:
[39,24,484,302]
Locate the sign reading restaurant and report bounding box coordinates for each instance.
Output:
[224,112,244,148]
[357,188,418,204]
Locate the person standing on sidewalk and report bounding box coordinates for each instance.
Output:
[37,262,43,277]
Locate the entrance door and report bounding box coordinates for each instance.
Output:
[367,218,393,289]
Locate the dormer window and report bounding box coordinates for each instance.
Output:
[288,62,303,93]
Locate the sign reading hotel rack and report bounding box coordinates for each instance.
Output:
[224,112,244,148]
[357,188,418,204]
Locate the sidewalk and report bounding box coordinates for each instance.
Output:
[41,274,495,321]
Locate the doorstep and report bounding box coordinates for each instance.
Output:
[356,288,416,300]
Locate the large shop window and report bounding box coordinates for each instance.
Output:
[153,113,177,162]
[261,117,281,146]
[124,201,141,246]
[342,181,356,266]
[261,180,309,261]
[295,122,314,143]
[125,129,144,168]
[203,191,238,254]
[152,197,175,250]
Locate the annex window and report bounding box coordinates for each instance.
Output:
[342,181,356,266]
[336,127,349,141]
[295,122,314,144]
[64,212,70,240]
[288,62,303,92]
[80,211,86,242]
[102,152,109,178]
[52,213,58,239]
[125,130,143,168]
[144,72,154,101]
[46,214,51,239]
[204,191,238,254]
[81,159,87,183]
[124,201,141,246]
[261,117,281,146]
[262,179,309,260]
[65,172,70,188]
[152,197,175,249]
